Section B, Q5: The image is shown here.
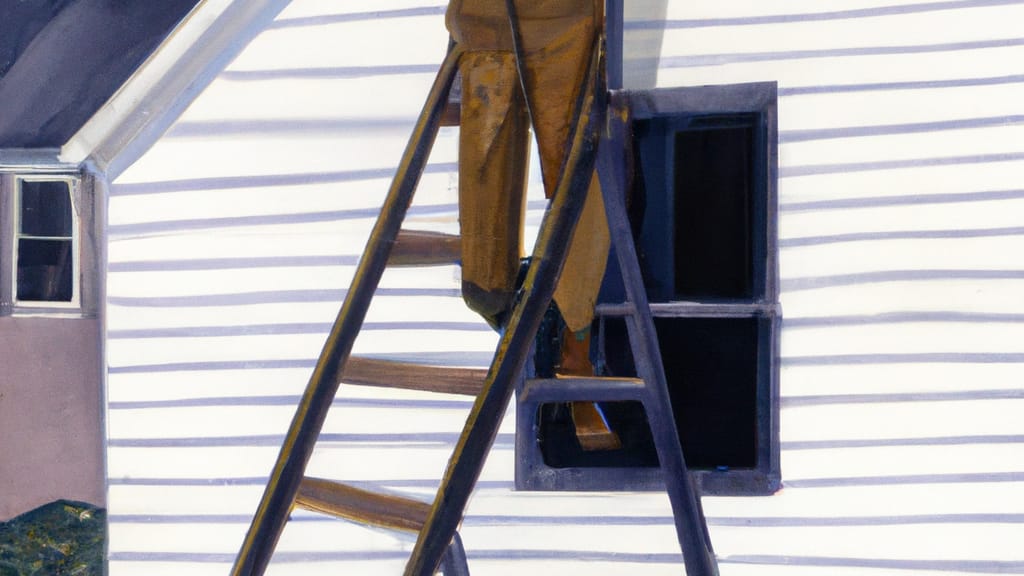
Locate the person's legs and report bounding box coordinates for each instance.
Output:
[449,1,617,447]
[517,5,617,449]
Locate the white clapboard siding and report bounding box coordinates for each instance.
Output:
[105,1,1024,575]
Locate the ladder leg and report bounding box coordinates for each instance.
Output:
[230,45,462,576]
[596,92,719,576]
[440,532,470,576]
[404,38,607,576]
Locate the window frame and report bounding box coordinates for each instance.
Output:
[1,172,84,314]
[516,82,780,496]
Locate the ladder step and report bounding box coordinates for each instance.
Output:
[295,477,429,532]
[389,230,461,266]
[521,376,646,403]
[342,356,486,396]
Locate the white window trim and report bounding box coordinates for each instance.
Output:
[11,174,81,311]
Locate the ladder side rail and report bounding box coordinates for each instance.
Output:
[404,37,608,576]
[596,91,719,576]
[231,43,463,576]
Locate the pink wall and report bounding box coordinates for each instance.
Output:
[0,316,104,520]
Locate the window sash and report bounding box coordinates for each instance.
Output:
[12,176,79,308]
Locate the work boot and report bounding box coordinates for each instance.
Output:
[559,325,622,451]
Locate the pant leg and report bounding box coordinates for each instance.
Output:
[554,175,608,332]
[455,50,531,326]
[516,2,609,333]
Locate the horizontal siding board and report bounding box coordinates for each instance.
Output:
[272,0,442,21]
[778,105,1024,138]
[658,0,1024,22]
[781,321,1024,356]
[781,442,1024,479]
[778,364,1023,404]
[780,197,1024,237]
[781,236,1024,277]
[106,447,513,484]
[777,160,1024,205]
[781,399,1024,442]
[779,280,1024,319]
[226,15,449,71]
[781,125,1024,171]
[267,6,448,30]
[107,405,494,441]
[104,300,472,333]
[174,74,446,122]
[105,330,496,366]
[657,44,1024,91]
[111,164,453,196]
[656,8,1024,68]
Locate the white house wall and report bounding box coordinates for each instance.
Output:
[105,1,1024,575]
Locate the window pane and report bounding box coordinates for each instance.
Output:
[20,180,72,237]
[673,123,755,300]
[656,316,759,469]
[598,316,761,469]
[17,239,74,302]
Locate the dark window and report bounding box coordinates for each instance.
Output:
[657,316,761,468]
[537,316,763,471]
[16,179,75,303]
[20,180,73,237]
[636,111,767,304]
[673,117,755,300]
[518,83,780,495]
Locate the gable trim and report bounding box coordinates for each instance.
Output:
[59,0,290,179]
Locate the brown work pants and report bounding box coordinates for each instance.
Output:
[448,0,609,333]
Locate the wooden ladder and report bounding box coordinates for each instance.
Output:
[230,26,718,576]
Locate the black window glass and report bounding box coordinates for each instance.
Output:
[538,316,761,471]
[17,239,74,302]
[655,316,759,469]
[598,316,760,469]
[673,119,755,300]
[20,180,72,237]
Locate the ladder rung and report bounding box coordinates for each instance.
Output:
[521,376,646,403]
[594,301,636,316]
[389,229,461,266]
[342,356,486,396]
[295,477,429,532]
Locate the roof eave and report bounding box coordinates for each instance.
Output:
[59,0,290,180]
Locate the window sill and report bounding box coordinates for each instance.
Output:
[7,306,91,319]
[597,301,780,318]
[515,456,783,495]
